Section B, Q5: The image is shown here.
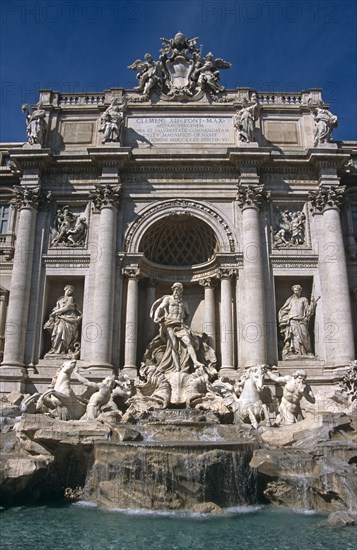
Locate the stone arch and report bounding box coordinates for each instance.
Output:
[124,199,236,257]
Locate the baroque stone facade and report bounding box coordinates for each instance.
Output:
[0,33,356,399]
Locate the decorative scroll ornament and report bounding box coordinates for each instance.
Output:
[90,184,121,210]
[128,32,231,101]
[236,185,270,210]
[11,186,41,210]
[308,186,345,213]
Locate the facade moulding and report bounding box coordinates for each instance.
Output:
[119,253,242,284]
[270,255,319,269]
[42,255,91,268]
[124,199,237,254]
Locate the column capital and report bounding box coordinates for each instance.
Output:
[217,268,238,280]
[199,276,217,288]
[122,267,140,280]
[236,185,270,211]
[10,185,42,210]
[90,184,121,210]
[309,185,345,214]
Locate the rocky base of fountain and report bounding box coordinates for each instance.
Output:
[0,405,356,522]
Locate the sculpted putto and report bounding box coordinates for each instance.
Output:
[128,53,163,98]
[44,285,82,357]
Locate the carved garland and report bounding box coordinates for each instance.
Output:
[124,199,236,253]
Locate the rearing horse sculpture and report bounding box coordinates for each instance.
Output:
[233,365,271,429]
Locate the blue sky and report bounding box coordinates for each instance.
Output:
[1,0,356,142]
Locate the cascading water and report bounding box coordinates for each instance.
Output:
[85,419,260,511]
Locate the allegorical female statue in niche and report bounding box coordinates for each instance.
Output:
[278,284,319,360]
[44,285,82,357]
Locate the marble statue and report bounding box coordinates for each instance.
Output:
[74,367,116,420]
[193,52,230,95]
[51,206,88,247]
[340,360,357,403]
[273,209,306,247]
[266,366,316,424]
[212,365,271,429]
[43,285,82,357]
[21,359,86,420]
[234,94,260,143]
[99,98,125,144]
[122,283,218,418]
[128,33,231,100]
[278,285,318,359]
[312,103,338,146]
[150,282,203,371]
[128,53,163,97]
[22,102,46,145]
[121,365,171,422]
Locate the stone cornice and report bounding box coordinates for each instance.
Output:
[87,147,132,167]
[270,255,319,268]
[42,254,90,268]
[9,148,53,171]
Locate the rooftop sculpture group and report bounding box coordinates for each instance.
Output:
[128,32,231,101]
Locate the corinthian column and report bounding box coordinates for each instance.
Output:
[236,183,269,367]
[123,267,140,378]
[1,187,39,371]
[218,269,235,375]
[309,185,355,364]
[90,184,120,371]
[199,277,216,348]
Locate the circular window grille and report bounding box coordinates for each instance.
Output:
[139,215,219,266]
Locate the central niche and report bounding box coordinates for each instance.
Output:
[139,214,219,266]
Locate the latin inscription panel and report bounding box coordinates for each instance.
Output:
[126,116,235,145]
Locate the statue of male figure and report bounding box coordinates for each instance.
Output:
[151,282,203,371]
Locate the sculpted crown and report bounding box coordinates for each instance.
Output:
[128,32,231,101]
